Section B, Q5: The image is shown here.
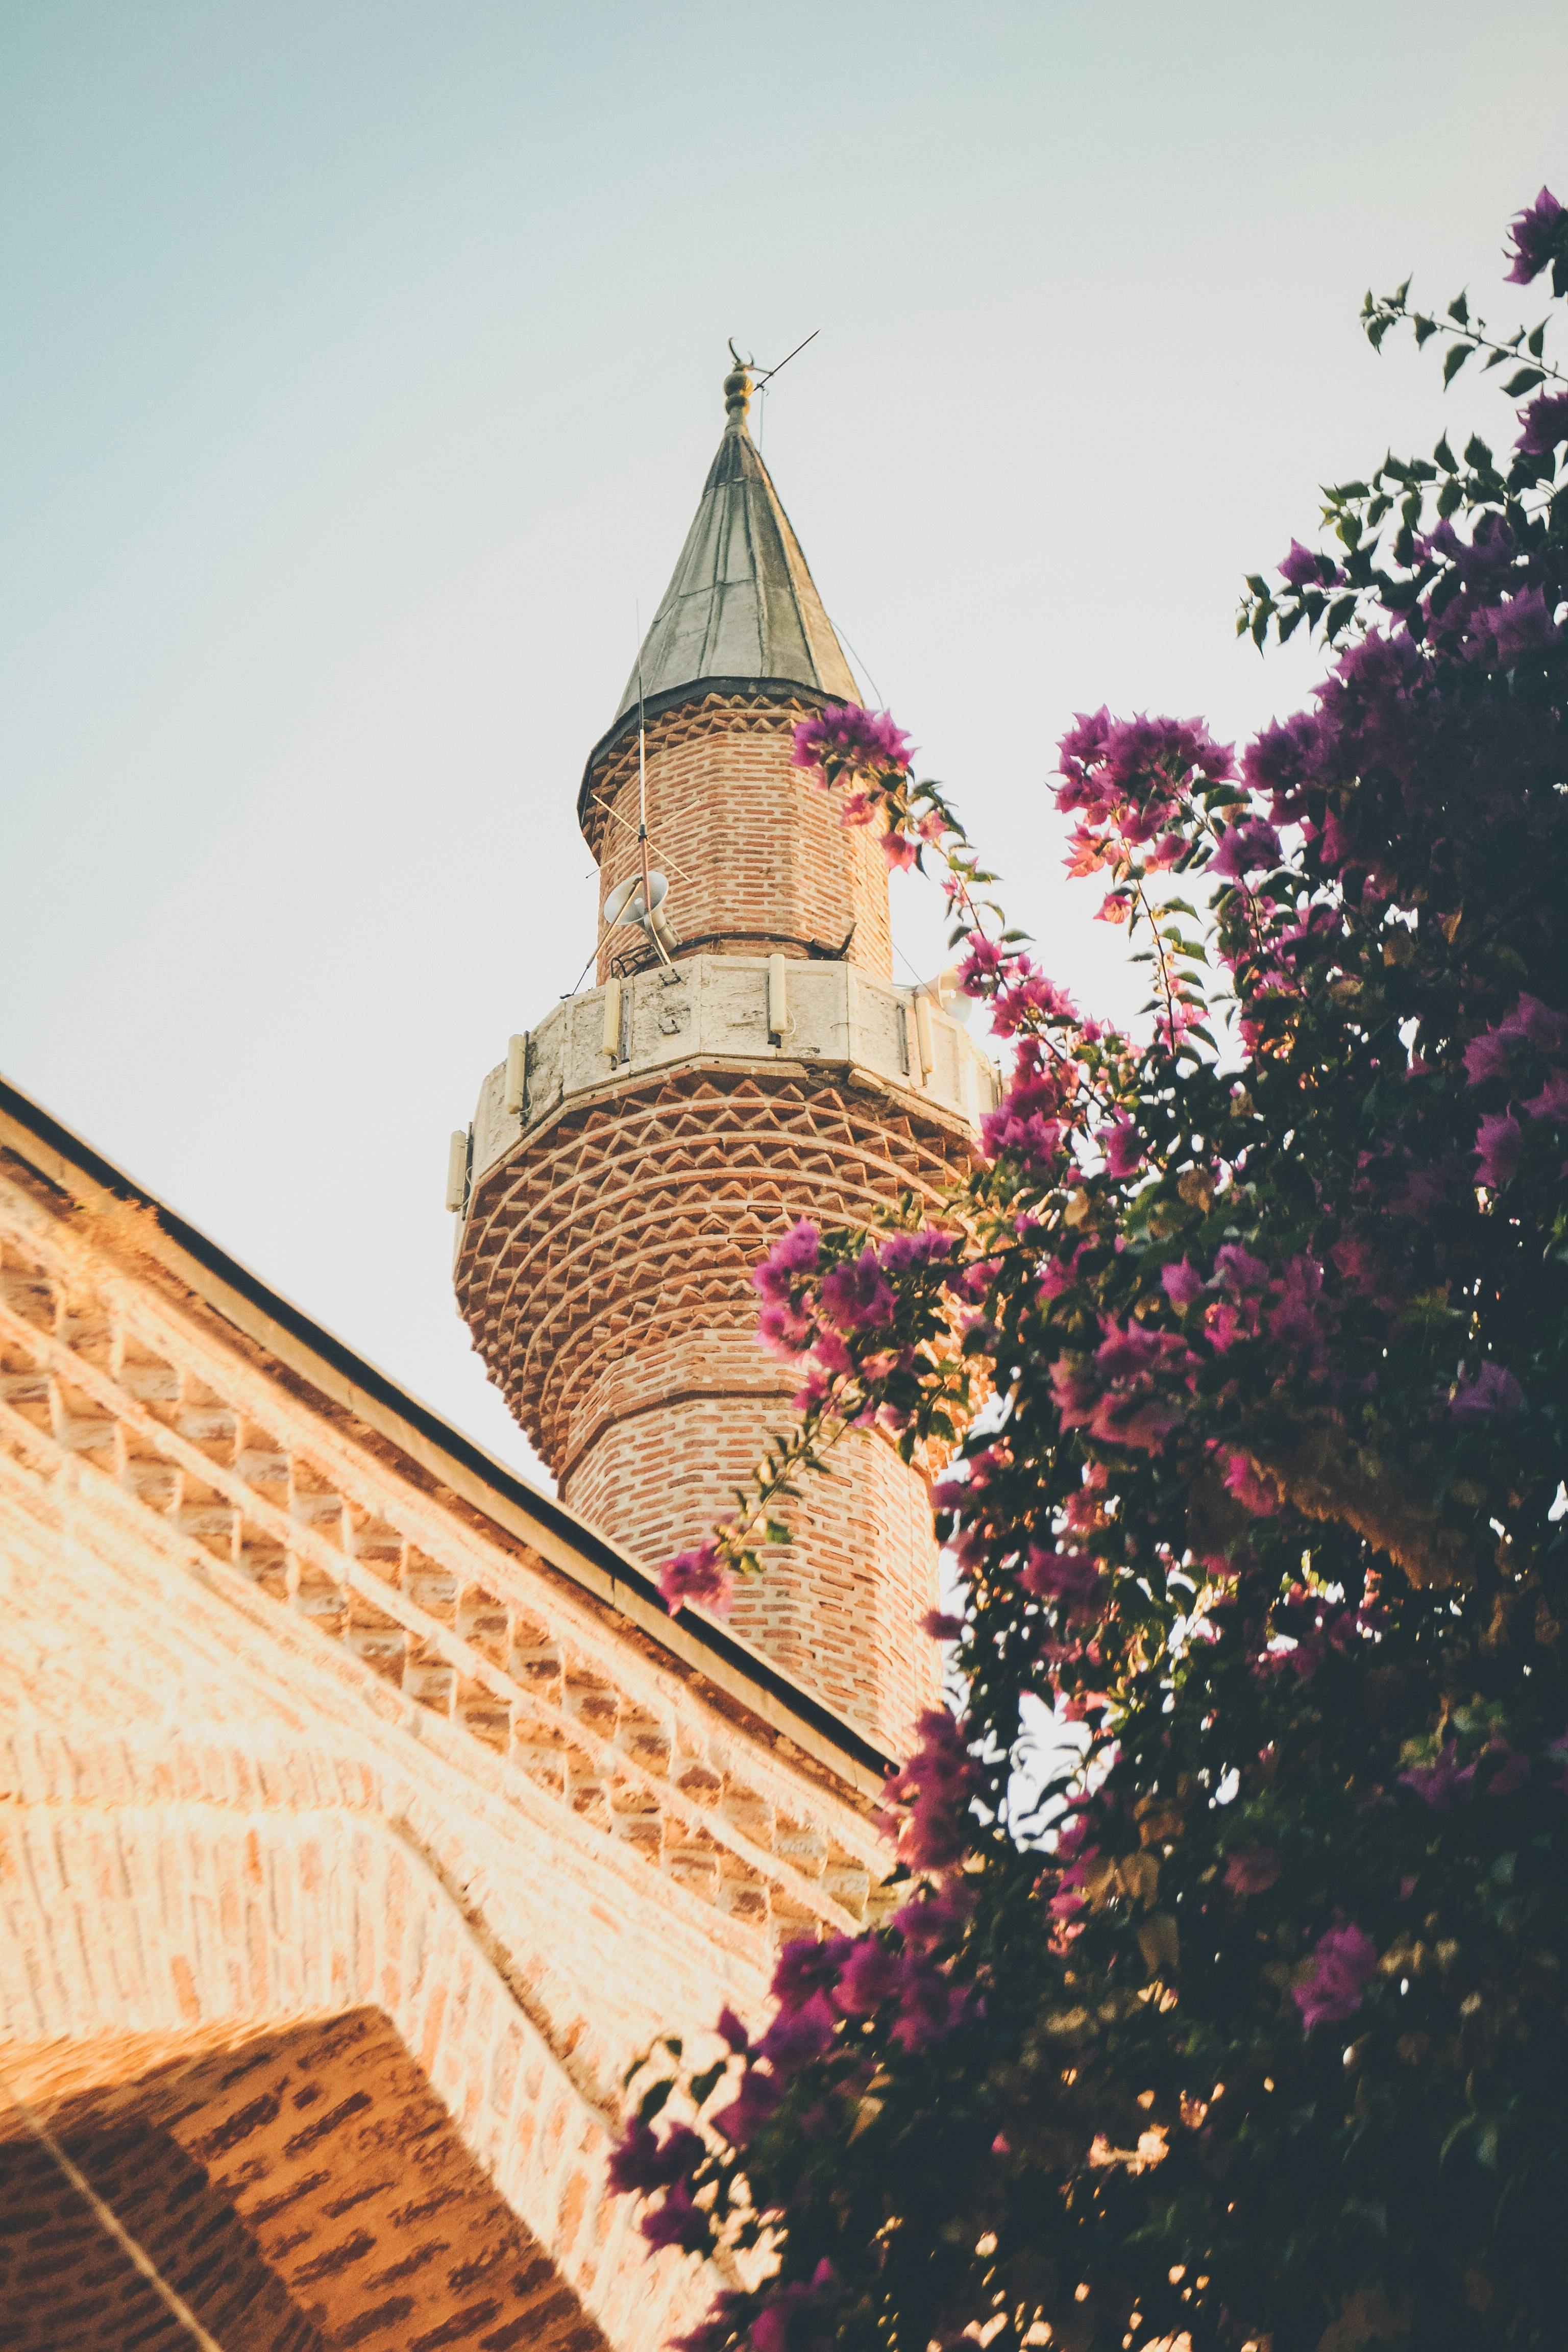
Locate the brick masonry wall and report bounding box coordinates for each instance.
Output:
[0,2012,613,2352]
[566,1376,939,1758]
[585,696,894,981]
[457,1067,974,1756]
[0,1144,894,2352]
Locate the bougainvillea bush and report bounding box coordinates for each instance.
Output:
[615,194,1568,2352]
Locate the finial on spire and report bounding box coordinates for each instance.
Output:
[723,339,753,430]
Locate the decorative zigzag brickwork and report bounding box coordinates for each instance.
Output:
[456,1064,972,1754]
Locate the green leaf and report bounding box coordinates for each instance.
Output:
[1464,433,1493,468]
[1447,291,1470,327]
[762,1520,794,1548]
[1442,342,1473,386]
[1528,322,1547,357]
[640,2078,674,2122]
[1413,316,1438,348]
[1504,368,1546,397]
[1433,434,1457,472]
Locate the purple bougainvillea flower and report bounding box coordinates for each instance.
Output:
[1214,1242,1269,1293]
[770,1938,852,2014]
[1504,185,1566,286]
[1474,1111,1522,1190]
[1278,538,1334,590]
[639,2178,712,2255]
[1399,1742,1476,1811]
[1450,1361,1525,1418]
[607,2120,705,2196]
[1211,818,1284,881]
[832,1937,902,2017]
[792,704,913,776]
[1525,1070,1568,1125]
[1518,390,1568,457]
[709,2067,780,2147]
[1479,586,1558,669]
[1293,1923,1378,2032]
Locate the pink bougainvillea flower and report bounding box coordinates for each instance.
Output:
[877,1708,981,1871]
[1161,1257,1207,1311]
[639,2178,713,2253]
[1098,1113,1145,1179]
[820,1247,897,1334]
[1474,1111,1522,1189]
[1482,1741,1531,1799]
[1398,1743,1476,1811]
[658,1541,733,1617]
[1219,1450,1280,1517]
[1293,1923,1378,2032]
[1214,1242,1269,1293]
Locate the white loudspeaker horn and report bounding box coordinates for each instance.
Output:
[602,870,669,929]
[923,964,973,1025]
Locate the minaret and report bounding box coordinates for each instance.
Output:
[452,360,997,1758]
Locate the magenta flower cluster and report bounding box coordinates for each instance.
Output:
[1504,185,1568,293]
[1292,1923,1378,2032]
[791,703,914,779]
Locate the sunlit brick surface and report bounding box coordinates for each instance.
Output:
[0,2014,610,2352]
[0,1118,890,2350]
[586,694,895,981]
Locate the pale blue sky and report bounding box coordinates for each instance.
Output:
[4,2,1564,1478]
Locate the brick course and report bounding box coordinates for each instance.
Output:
[585,696,893,980]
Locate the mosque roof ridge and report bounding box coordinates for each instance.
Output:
[609,354,859,727]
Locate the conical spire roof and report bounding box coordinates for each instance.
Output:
[609,360,858,725]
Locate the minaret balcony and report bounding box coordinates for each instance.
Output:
[462,955,1001,1207]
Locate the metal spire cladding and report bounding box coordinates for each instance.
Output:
[610,357,858,725]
